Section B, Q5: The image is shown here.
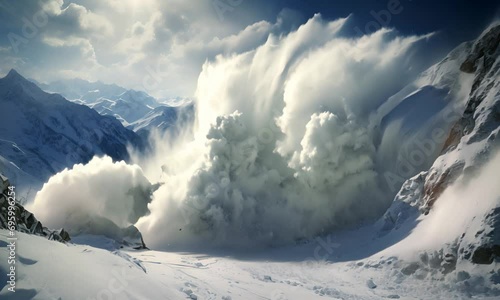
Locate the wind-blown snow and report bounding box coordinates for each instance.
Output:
[383,151,500,257]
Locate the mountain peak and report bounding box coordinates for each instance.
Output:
[4,69,24,80]
[0,69,50,101]
[2,69,38,88]
[118,89,159,107]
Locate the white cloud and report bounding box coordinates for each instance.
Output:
[0,0,303,98]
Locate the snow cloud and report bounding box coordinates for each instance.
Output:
[29,156,153,235]
[132,15,434,249]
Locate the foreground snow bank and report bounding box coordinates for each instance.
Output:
[0,231,172,299]
[2,229,498,300]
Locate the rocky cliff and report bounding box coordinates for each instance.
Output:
[382,24,500,271]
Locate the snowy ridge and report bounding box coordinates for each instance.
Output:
[128,104,195,140]
[89,89,161,124]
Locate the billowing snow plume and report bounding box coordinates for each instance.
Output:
[29,15,443,249]
[30,156,152,235]
[133,15,437,249]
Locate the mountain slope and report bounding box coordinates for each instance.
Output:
[374,23,500,294]
[0,70,143,193]
[90,90,160,124]
[373,38,476,194]
[383,24,499,239]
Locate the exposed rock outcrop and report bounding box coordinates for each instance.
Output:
[382,24,500,270]
[422,24,500,211]
[0,174,71,242]
[467,207,500,264]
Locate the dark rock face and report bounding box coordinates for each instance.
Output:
[0,174,70,242]
[455,25,500,140]
[472,246,500,265]
[469,207,500,265]
[459,25,500,75]
[49,228,71,243]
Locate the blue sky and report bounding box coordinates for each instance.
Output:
[239,0,499,37]
[0,0,498,98]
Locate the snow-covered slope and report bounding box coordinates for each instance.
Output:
[0,231,173,299]
[382,23,500,246]
[373,38,476,193]
[128,104,194,139]
[0,70,143,193]
[89,90,161,124]
[371,23,500,294]
[128,105,179,132]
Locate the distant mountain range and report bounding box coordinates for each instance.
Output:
[34,78,127,103]
[33,78,186,127]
